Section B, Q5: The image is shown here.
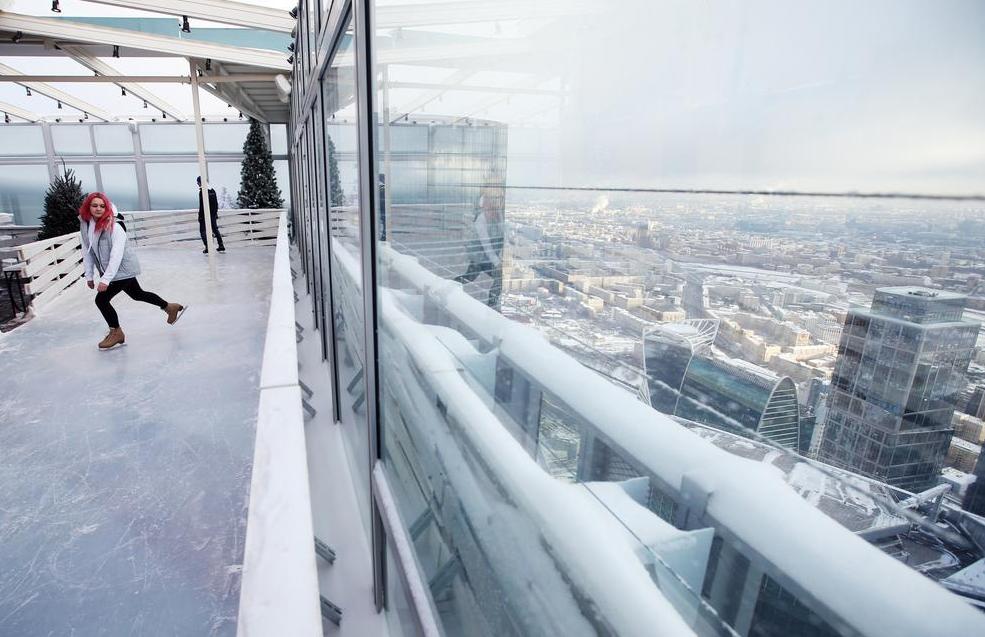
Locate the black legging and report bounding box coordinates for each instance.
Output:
[95,277,167,328]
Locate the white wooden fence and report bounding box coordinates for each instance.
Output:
[5,208,283,316]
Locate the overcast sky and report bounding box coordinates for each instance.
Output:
[2,0,983,196]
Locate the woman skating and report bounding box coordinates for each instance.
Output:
[79,192,186,350]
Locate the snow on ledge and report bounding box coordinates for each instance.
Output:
[237,211,321,637]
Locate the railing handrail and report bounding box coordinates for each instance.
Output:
[237,210,321,636]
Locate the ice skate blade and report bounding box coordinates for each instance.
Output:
[98,342,126,351]
[171,305,189,326]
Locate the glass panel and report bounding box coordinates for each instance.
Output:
[274,160,291,211]
[93,124,134,154]
[65,164,98,194]
[98,163,140,211]
[0,125,45,156]
[271,124,289,155]
[322,16,369,531]
[369,2,985,636]
[50,125,93,155]
[204,123,249,154]
[139,124,197,154]
[0,164,50,225]
[206,161,242,208]
[145,162,199,209]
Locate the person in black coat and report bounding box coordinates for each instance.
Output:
[197,176,225,253]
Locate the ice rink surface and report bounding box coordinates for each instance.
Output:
[0,246,274,636]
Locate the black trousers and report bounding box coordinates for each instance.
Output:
[95,277,167,329]
[198,210,225,250]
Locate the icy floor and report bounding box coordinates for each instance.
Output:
[0,247,274,636]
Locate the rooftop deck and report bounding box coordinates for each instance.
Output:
[0,246,274,635]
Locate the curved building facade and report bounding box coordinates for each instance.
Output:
[644,323,801,449]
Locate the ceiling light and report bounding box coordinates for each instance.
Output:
[290,7,299,19]
[143,100,148,108]
[51,1,62,13]
[57,100,62,109]
[4,113,10,124]
[25,87,31,97]
[121,87,127,96]
[12,31,23,43]
[181,16,191,34]
[112,45,120,58]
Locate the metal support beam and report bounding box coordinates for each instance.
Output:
[79,0,295,33]
[0,74,278,84]
[59,44,188,121]
[189,60,217,273]
[0,62,115,121]
[0,100,40,122]
[0,12,291,70]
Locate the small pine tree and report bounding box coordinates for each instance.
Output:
[327,135,344,206]
[38,169,85,240]
[237,119,283,209]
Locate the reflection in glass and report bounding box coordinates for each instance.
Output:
[204,123,249,154]
[322,18,369,531]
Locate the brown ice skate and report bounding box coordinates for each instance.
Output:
[98,328,125,350]
[164,303,187,325]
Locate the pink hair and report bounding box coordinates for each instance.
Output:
[79,192,115,233]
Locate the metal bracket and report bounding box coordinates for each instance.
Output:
[314,536,337,564]
[320,595,343,626]
[302,399,316,419]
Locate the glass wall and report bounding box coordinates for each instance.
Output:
[0,122,289,217]
[321,16,370,531]
[288,1,985,636]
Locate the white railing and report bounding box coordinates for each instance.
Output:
[122,208,281,248]
[237,210,321,636]
[5,209,284,317]
[11,232,83,314]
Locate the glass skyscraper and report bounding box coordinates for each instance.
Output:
[819,288,982,491]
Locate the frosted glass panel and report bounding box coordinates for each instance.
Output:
[51,126,93,155]
[94,125,134,155]
[0,125,45,156]
[65,164,98,194]
[204,124,249,153]
[271,124,288,155]
[274,160,289,209]
[0,164,51,225]
[99,163,140,211]
[139,124,196,154]
[206,162,241,208]
[145,162,199,209]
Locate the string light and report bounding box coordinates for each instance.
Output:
[51,1,62,13]
[181,16,191,33]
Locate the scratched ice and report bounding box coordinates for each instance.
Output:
[0,247,273,636]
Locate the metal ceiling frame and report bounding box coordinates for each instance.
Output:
[58,44,188,121]
[0,61,116,121]
[0,11,291,71]
[191,58,268,124]
[79,0,295,33]
[0,99,39,122]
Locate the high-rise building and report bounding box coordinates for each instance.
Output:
[642,320,801,449]
[963,452,985,516]
[819,287,981,491]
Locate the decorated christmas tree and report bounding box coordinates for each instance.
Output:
[236,119,283,209]
[38,168,85,240]
[327,135,344,206]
